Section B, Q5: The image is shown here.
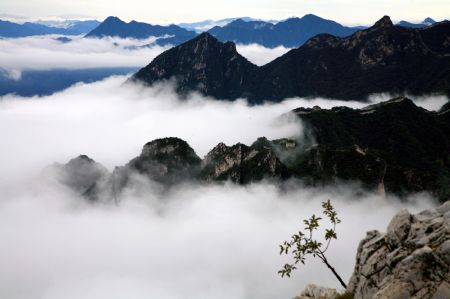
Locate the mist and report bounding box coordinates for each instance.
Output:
[0,68,447,298]
[236,44,291,66]
[0,35,168,77]
[0,36,294,79]
[0,173,437,299]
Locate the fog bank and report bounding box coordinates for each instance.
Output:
[0,75,446,299]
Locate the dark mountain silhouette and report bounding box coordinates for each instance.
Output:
[292,97,450,199]
[85,16,196,46]
[130,33,258,99]
[208,14,362,48]
[0,19,100,37]
[131,16,450,102]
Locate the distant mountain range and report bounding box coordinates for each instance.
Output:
[84,16,197,46]
[207,14,363,48]
[55,97,450,201]
[0,67,138,97]
[398,17,436,28]
[130,16,450,102]
[0,14,441,48]
[0,19,99,37]
[177,17,271,32]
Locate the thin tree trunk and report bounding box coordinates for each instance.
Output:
[320,254,347,289]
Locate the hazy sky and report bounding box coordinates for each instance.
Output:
[2,0,449,25]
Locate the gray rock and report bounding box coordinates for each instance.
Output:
[347,201,450,299]
[294,284,338,299]
[386,209,411,248]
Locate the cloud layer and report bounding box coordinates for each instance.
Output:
[0,35,168,74]
[0,70,447,299]
[0,174,437,299]
[0,36,295,77]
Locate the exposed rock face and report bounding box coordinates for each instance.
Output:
[130,16,450,102]
[121,137,202,185]
[347,202,450,298]
[200,137,290,183]
[294,284,339,299]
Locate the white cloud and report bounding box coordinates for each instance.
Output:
[0,36,297,73]
[5,69,22,80]
[236,44,291,66]
[0,174,437,299]
[0,35,169,72]
[0,72,446,299]
[0,76,447,182]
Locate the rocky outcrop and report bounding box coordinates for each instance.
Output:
[118,137,202,185]
[200,138,290,183]
[294,284,339,299]
[347,201,450,298]
[130,16,450,102]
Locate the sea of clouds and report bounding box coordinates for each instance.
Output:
[0,35,291,81]
[0,35,448,299]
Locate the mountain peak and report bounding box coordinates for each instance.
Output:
[423,17,436,24]
[193,32,218,42]
[373,15,394,28]
[302,14,322,20]
[103,16,123,24]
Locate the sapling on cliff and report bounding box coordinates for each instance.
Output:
[278,200,347,289]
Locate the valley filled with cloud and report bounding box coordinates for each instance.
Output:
[0,32,448,299]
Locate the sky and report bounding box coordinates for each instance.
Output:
[1,0,449,25]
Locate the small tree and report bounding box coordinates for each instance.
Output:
[278,200,347,289]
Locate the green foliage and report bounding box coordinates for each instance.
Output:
[278,200,347,289]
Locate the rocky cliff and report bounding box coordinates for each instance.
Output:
[346,201,450,298]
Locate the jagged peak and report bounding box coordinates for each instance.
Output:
[182,32,237,52]
[373,15,394,28]
[192,32,218,42]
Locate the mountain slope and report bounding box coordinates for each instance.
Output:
[208,14,361,48]
[257,16,450,100]
[131,16,450,102]
[85,16,196,45]
[292,97,450,198]
[130,32,259,99]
